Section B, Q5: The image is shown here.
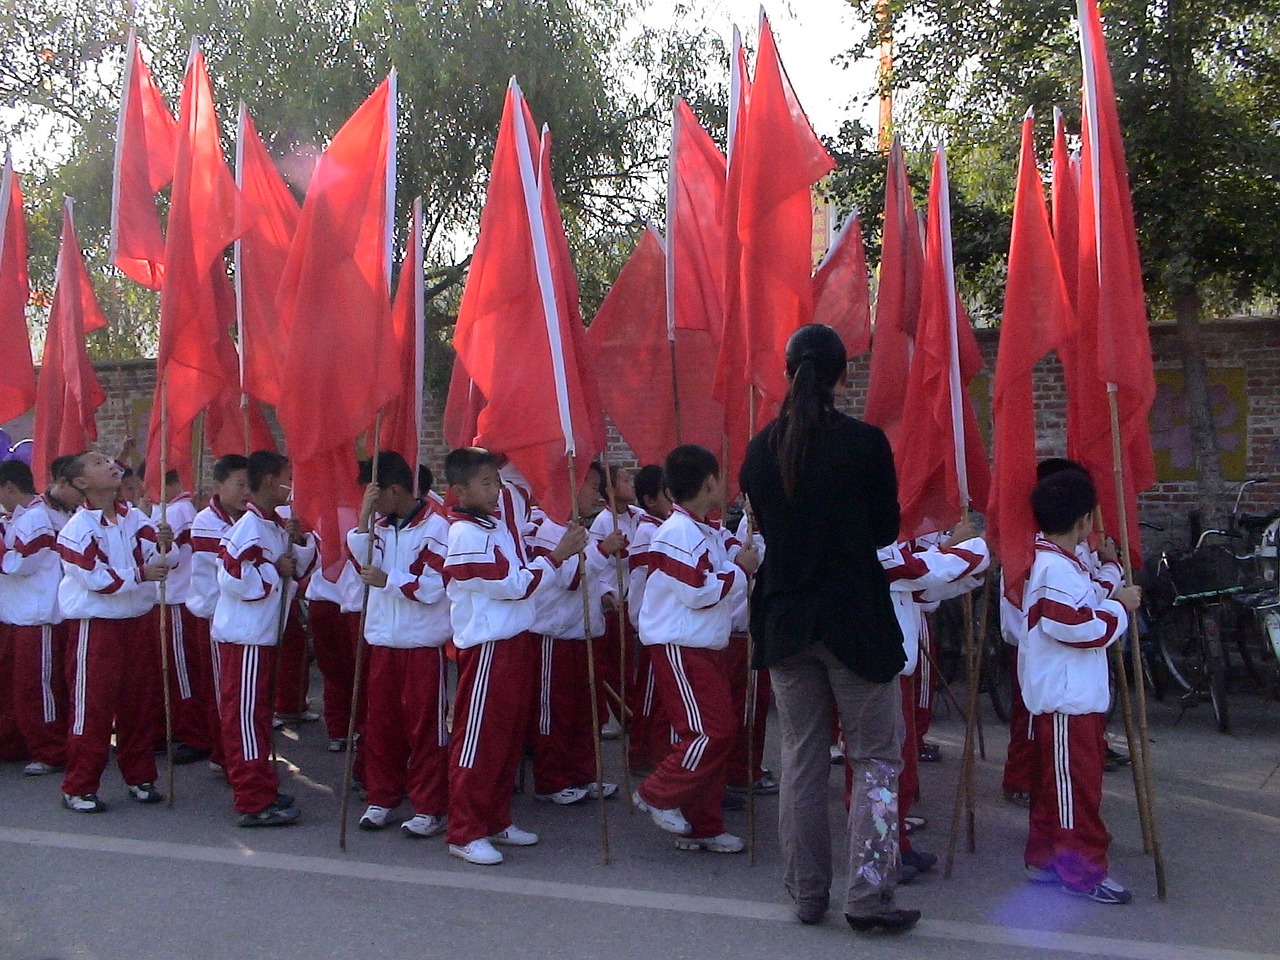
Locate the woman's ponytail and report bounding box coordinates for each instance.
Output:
[773,324,847,497]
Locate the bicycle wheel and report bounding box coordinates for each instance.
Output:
[1204,612,1231,733]
[985,638,1012,722]
[1155,605,1204,694]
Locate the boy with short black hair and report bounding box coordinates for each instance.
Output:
[442,447,586,865]
[1020,469,1141,904]
[635,445,758,853]
[213,450,317,827]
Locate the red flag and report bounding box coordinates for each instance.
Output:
[1051,111,1091,469]
[275,74,399,572]
[0,157,35,423]
[442,355,486,450]
[812,213,872,358]
[894,143,991,539]
[666,97,727,336]
[203,264,277,458]
[235,104,300,410]
[144,45,241,497]
[715,13,836,484]
[988,111,1073,605]
[863,136,923,445]
[382,197,426,479]
[453,79,600,523]
[32,202,107,483]
[1074,0,1156,563]
[109,31,178,290]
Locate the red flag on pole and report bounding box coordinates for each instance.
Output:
[275,73,399,572]
[1075,0,1156,563]
[0,156,35,424]
[442,355,486,450]
[109,31,178,290]
[895,142,991,539]
[452,79,599,523]
[988,111,1073,604]
[812,213,872,358]
[234,104,300,410]
[144,44,241,497]
[32,201,107,483]
[666,97,727,336]
[383,197,426,479]
[864,136,923,445]
[203,264,277,457]
[715,12,836,483]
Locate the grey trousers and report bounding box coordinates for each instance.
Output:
[771,642,904,918]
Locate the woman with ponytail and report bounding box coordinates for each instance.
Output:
[740,324,915,934]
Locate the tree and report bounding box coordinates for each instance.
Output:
[840,0,1280,520]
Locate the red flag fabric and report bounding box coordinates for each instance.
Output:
[715,13,836,485]
[382,197,425,477]
[235,105,300,410]
[32,202,107,484]
[894,145,991,540]
[144,45,241,497]
[1052,112,1091,468]
[812,213,872,358]
[0,157,35,423]
[109,31,178,290]
[1074,0,1156,563]
[863,137,923,445]
[275,74,399,572]
[988,112,1073,605]
[442,355,486,450]
[666,97,727,335]
[203,263,278,458]
[453,80,600,524]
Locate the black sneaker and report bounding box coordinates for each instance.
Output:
[1065,876,1132,905]
[238,804,301,827]
[128,782,164,804]
[902,849,938,872]
[845,909,921,933]
[171,743,211,766]
[721,790,745,812]
[274,794,295,809]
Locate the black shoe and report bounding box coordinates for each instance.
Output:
[902,849,938,873]
[796,899,828,925]
[171,743,211,766]
[274,794,295,809]
[1004,790,1031,808]
[128,782,164,804]
[918,742,942,763]
[1105,746,1130,767]
[846,909,921,933]
[897,863,920,885]
[238,804,301,827]
[721,790,745,812]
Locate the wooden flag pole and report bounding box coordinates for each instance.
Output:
[944,517,985,877]
[158,382,176,807]
[601,457,634,813]
[744,388,758,865]
[570,453,611,865]
[668,339,684,446]
[1107,383,1167,900]
[340,414,382,852]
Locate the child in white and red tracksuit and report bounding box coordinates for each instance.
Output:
[442,447,586,866]
[349,452,453,839]
[529,465,625,806]
[878,527,989,874]
[304,548,364,749]
[588,466,639,734]
[0,459,80,774]
[56,451,174,811]
[635,445,758,854]
[213,451,317,826]
[1020,469,1141,904]
[624,465,671,774]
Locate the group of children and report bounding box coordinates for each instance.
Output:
[0,442,1138,901]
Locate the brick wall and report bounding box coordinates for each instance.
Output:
[6,317,1278,559]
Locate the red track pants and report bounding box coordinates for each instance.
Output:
[307,599,363,741]
[12,623,68,766]
[532,636,597,795]
[0,624,26,760]
[217,641,281,814]
[627,644,671,773]
[1026,711,1110,890]
[273,601,310,715]
[1002,644,1036,795]
[188,617,226,769]
[722,632,770,788]
[363,645,449,816]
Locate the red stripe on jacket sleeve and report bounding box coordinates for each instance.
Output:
[648,550,712,589]
[1027,597,1114,648]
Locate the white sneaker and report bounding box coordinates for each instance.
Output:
[535,786,589,805]
[449,838,503,865]
[489,824,539,846]
[128,782,163,804]
[22,761,60,776]
[600,719,622,740]
[401,814,447,838]
[675,832,745,854]
[207,760,223,773]
[830,742,844,764]
[358,805,393,830]
[62,792,106,813]
[584,781,618,800]
[632,790,692,836]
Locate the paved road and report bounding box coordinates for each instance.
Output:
[2,669,1279,960]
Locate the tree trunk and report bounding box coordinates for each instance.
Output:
[1170,285,1224,523]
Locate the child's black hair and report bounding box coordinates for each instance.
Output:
[1037,457,1090,483]
[0,459,36,495]
[634,464,664,510]
[211,454,250,485]
[50,453,80,484]
[1031,469,1098,536]
[357,451,415,492]
[663,445,719,504]
[247,450,290,493]
[445,447,498,487]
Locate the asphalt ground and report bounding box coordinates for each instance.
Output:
[2,666,1279,960]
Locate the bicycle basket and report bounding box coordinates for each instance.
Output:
[1166,546,1244,599]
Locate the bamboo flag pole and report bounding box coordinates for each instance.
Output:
[570,454,611,864]
[339,414,382,852]
[744,388,758,865]
[158,381,175,807]
[1108,384,1166,900]
[233,102,251,459]
[601,458,634,813]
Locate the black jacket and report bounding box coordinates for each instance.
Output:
[740,411,906,683]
